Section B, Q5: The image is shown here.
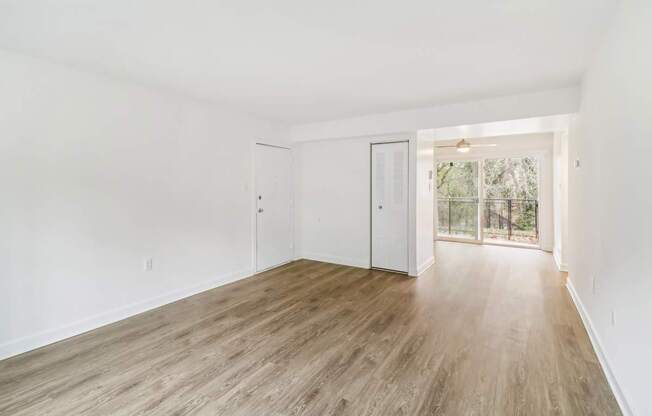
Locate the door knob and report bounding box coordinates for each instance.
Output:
[258,208,264,213]
[378,205,383,210]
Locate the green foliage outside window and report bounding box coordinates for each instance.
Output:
[437,157,539,241]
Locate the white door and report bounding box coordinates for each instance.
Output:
[371,142,409,272]
[255,144,293,272]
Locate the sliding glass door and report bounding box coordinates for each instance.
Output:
[483,157,539,245]
[436,156,540,246]
[436,160,481,242]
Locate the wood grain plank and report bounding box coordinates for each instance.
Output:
[0,243,621,415]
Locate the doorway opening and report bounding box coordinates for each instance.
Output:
[436,156,540,247]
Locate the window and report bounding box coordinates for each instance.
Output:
[436,156,539,246]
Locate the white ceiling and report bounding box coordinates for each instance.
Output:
[0,0,618,124]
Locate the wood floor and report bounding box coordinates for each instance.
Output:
[0,242,621,415]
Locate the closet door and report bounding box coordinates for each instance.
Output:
[371,142,408,272]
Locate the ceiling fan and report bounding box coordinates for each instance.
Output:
[435,139,497,153]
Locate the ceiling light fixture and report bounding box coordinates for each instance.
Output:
[436,138,497,153]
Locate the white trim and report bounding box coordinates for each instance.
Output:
[408,137,418,277]
[483,240,541,250]
[250,141,259,273]
[437,237,544,251]
[565,278,634,416]
[0,268,253,361]
[300,252,369,269]
[416,256,435,276]
[553,249,568,271]
[436,236,483,245]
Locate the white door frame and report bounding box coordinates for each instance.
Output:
[370,140,410,273]
[252,142,294,273]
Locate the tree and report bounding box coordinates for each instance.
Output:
[483,157,538,200]
[436,157,539,239]
[437,161,477,198]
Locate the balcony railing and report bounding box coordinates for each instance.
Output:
[437,197,539,244]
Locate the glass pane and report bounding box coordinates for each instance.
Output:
[436,161,479,240]
[483,157,539,244]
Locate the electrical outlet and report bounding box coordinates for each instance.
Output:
[144,258,153,271]
[611,310,616,326]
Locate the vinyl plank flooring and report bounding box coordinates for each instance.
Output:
[0,242,622,415]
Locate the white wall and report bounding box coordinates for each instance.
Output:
[0,50,288,359]
[295,137,372,269]
[295,134,423,274]
[291,88,579,142]
[567,2,652,415]
[415,135,435,274]
[420,114,570,141]
[553,130,569,271]
[434,133,555,251]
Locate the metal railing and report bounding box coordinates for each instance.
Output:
[437,197,539,243]
[437,197,479,239]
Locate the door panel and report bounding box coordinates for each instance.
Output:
[371,142,408,272]
[482,157,540,245]
[255,144,293,271]
[436,160,480,242]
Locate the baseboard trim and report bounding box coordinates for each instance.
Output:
[566,278,634,416]
[300,252,369,269]
[553,249,568,272]
[0,268,253,361]
[416,256,435,276]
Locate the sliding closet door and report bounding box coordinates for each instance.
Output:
[371,142,409,272]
